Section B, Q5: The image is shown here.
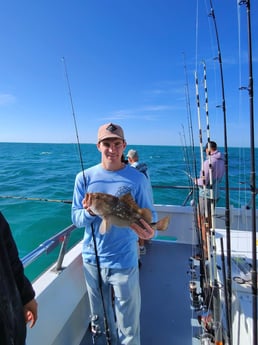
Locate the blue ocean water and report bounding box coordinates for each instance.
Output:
[0,142,257,280]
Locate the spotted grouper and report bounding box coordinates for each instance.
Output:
[84,192,170,240]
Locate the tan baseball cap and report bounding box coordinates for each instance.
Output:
[97,123,125,142]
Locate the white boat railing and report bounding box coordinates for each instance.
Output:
[22,224,77,271]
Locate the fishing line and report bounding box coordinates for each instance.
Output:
[182,53,199,182]
[179,128,196,206]
[179,126,192,189]
[62,57,111,345]
[181,58,193,189]
[0,195,72,204]
[62,57,86,184]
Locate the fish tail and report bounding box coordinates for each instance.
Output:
[154,216,170,231]
[99,218,111,234]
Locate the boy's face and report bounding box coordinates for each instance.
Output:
[97,138,126,165]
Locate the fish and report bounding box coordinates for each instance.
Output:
[84,192,170,240]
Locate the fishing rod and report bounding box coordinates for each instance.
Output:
[62,57,86,178]
[182,54,204,266]
[203,61,216,280]
[183,53,211,339]
[203,61,223,345]
[208,1,232,343]
[195,70,211,264]
[179,126,193,188]
[194,69,212,304]
[62,57,111,345]
[219,236,230,345]
[195,63,225,344]
[238,2,257,345]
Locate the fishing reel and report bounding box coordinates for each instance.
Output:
[90,314,101,337]
[188,256,200,280]
[189,280,201,310]
[90,314,112,345]
[200,332,214,345]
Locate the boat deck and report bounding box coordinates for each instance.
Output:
[81,240,194,344]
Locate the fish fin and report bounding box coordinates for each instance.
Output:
[119,193,139,210]
[153,216,170,231]
[119,194,152,223]
[99,218,112,234]
[139,208,152,223]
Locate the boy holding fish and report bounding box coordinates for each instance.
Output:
[72,123,163,345]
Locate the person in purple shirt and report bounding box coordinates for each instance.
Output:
[195,141,225,259]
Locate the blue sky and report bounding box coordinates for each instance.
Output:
[0,0,257,147]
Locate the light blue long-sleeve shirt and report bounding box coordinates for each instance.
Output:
[72,163,156,269]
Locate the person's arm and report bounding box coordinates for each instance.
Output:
[2,213,38,327]
[196,160,209,186]
[71,171,97,228]
[24,298,38,328]
[135,173,157,223]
